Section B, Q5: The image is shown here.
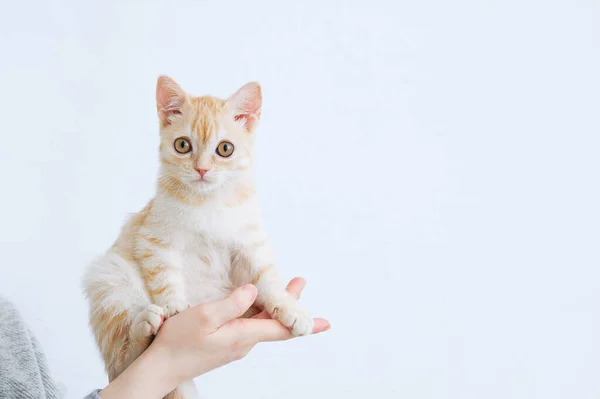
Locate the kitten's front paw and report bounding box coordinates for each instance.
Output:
[267,297,314,337]
[161,299,189,318]
[131,304,164,341]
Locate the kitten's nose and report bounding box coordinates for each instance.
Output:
[196,168,209,178]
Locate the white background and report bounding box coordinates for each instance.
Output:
[0,1,599,398]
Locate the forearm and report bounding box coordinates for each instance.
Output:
[99,345,180,399]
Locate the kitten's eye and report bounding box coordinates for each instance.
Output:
[174,137,192,154]
[216,141,234,158]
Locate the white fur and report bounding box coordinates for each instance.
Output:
[83,80,313,399]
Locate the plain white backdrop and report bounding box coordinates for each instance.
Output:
[0,1,599,398]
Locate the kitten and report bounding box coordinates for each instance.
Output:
[83,76,314,399]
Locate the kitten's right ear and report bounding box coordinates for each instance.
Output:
[156,76,186,127]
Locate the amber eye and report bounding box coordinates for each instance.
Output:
[216,141,234,158]
[174,137,192,154]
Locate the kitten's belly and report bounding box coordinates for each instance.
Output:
[181,247,234,306]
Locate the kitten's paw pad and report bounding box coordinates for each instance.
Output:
[270,301,314,337]
[161,300,189,318]
[131,304,164,339]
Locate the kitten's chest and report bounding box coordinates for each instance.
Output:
[182,201,253,240]
[164,201,259,305]
[178,238,233,306]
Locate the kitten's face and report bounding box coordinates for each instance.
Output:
[156,77,261,195]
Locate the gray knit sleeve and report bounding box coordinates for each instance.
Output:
[0,296,60,399]
[84,389,101,398]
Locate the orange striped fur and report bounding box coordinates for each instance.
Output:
[83,76,313,399]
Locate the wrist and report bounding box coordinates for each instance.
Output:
[146,341,185,390]
[99,343,180,399]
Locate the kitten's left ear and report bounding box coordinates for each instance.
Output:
[156,75,186,127]
[226,82,262,132]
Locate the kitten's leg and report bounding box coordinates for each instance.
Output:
[234,235,314,336]
[84,252,159,381]
[107,304,165,381]
[130,304,165,340]
[135,234,188,317]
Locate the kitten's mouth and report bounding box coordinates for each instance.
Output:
[188,173,220,188]
[192,177,214,185]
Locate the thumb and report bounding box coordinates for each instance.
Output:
[202,284,258,329]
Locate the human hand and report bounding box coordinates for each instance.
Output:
[152,278,329,384]
[252,277,317,320]
[253,277,316,336]
[100,278,329,399]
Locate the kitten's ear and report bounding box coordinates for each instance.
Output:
[156,76,186,127]
[226,82,262,132]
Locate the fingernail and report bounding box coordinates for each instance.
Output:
[324,323,331,331]
[242,284,257,297]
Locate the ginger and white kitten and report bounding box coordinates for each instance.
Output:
[83,76,313,399]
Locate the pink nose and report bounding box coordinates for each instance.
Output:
[196,168,209,178]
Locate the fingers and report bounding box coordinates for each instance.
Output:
[253,277,306,320]
[312,318,330,334]
[251,309,270,320]
[200,284,258,329]
[239,317,331,343]
[285,277,306,300]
